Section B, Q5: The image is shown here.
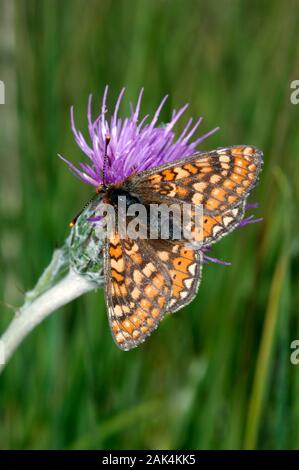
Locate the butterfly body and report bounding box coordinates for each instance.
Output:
[92,145,263,350]
[105,186,141,209]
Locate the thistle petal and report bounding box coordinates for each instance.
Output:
[61,87,218,186]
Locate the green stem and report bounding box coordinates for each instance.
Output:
[244,252,288,449]
[0,199,105,373]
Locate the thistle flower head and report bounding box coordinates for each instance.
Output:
[59,87,219,186]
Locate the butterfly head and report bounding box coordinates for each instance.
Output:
[96,184,104,194]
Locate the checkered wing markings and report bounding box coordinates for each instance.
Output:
[104,232,172,350]
[130,146,263,215]
[146,200,245,247]
[196,200,246,246]
[149,240,203,312]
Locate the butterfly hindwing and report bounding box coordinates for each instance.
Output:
[104,232,205,350]
[149,240,203,312]
[104,231,172,350]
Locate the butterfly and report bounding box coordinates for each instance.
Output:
[76,144,263,350]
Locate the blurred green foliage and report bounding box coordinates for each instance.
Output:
[1,0,299,450]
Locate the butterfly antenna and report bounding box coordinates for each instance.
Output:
[69,192,99,228]
[102,134,111,189]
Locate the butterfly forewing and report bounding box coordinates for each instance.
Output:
[129,145,262,216]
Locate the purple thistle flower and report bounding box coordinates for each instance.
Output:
[59,86,219,186]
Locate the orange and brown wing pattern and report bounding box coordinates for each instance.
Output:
[103,231,172,350]
[149,240,203,312]
[187,200,246,247]
[129,145,263,215]
[157,198,246,247]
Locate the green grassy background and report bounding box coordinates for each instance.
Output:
[1,0,299,450]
